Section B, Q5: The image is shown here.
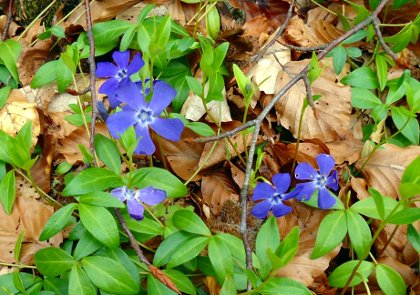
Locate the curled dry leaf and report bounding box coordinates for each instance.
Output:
[0,89,40,147]
[276,201,340,286]
[148,265,181,295]
[0,175,62,265]
[201,168,239,215]
[355,143,420,198]
[275,59,352,143]
[30,134,57,193]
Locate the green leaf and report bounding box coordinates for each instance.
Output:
[331,46,347,75]
[341,67,379,89]
[167,236,209,268]
[172,209,211,236]
[93,20,132,47]
[119,25,137,52]
[35,247,76,276]
[329,260,374,288]
[69,265,96,295]
[39,203,77,241]
[0,39,22,82]
[137,4,155,24]
[216,233,246,266]
[14,231,24,262]
[51,25,66,38]
[185,121,215,136]
[274,226,299,269]
[129,167,187,198]
[376,263,406,295]
[346,209,372,258]
[208,235,234,284]
[153,231,193,267]
[345,47,362,58]
[342,29,368,44]
[256,216,279,279]
[56,162,72,175]
[391,106,419,145]
[407,224,420,252]
[400,156,420,198]
[78,203,119,248]
[78,191,124,208]
[73,229,103,259]
[94,134,121,174]
[351,87,382,109]
[351,194,399,220]
[164,269,196,295]
[220,275,236,295]
[0,85,11,109]
[147,274,177,295]
[370,188,385,220]
[259,278,311,295]
[375,54,388,91]
[82,256,140,294]
[186,76,203,96]
[308,52,322,84]
[0,170,15,214]
[62,168,123,196]
[387,208,420,224]
[312,211,347,259]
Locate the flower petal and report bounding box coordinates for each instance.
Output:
[127,53,144,75]
[150,118,184,142]
[250,200,272,219]
[318,188,336,209]
[148,81,177,115]
[134,124,155,155]
[99,78,119,95]
[107,92,121,109]
[272,173,291,194]
[252,182,276,201]
[137,186,166,205]
[295,162,318,180]
[115,80,146,109]
[271,202,292,217]
[113,50,130,69]
[127,198,145,220]
[96,62,118,78]
[294,182,316,201]
[111,186,128,202]
[327,170,339,191]
[106,111,137,139]
[316,154,335,176]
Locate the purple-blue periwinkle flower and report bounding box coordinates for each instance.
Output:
[106,80,184,155]
[96,50,144,107]
[294,154,338,209]
[251,173,297,219]
[111,186,166,220]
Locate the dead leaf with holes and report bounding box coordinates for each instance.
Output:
[0,89,40,147]
[276,201,340,286]
[0,175,63,266]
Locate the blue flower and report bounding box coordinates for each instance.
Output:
[294,154,338,209]
[111,186,166,220]
[251,173,297,219]
[96,50,144,108]
[106,80,184,155]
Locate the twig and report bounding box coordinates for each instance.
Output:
[1,0,13,41]
[302,75,315,111]
[195,119,257,143]
[372,16,398,61]
[66,86,90,96]
[84,0,98,163]
[252,0,295,63]
[279,42,328,52]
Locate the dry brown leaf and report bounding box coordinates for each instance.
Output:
[31,134,57,193]
[275,59,352,142]
[0,175,62,265]
[0,89,40,147]
[326,133,363,165]
[229,162,245,188]
[355,144,420,198]
[156,128,205,181]
[276,201,340,286]
[201,168,239,215]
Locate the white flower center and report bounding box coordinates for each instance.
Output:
[115,68,128,81]
[136,108,154,125]
[314,175,327,188]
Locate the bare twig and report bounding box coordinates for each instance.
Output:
[372,16,398,61]
[1,0,13,41]
[66,86,90,96]
[302,75,315,111]
[84,0,98,162]
[279,42,328,52]
[252,0,296,63]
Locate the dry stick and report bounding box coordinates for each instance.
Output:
[84,0,98,162]
[372,16,398,61]
[66,86,90,96]
[237,0,392,278]
[279,42,328,52]
[1,0,13,41]
[252,0,295,63]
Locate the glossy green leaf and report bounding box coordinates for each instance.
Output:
[259,278,311,295]
[351,194,399,220]
[329,260,374,288]
[43,278,69,295]
[167,236,209,268]
[164,269,196,295]
[69,265,96,295]
[0,39,22,82]
[39,203,77,241]
[387,208,420,224]
[216,233,246,266]
[154,231,193,267]
[120,25,137,52]
[172,209,211,236]
[78,203,119,248]
[256,216,279,279]
[147,274,177,295]
[73,230,103,260]
[308,52,322,84]
[126,215,163,236]
[391,106,419,145]
[346,209,372,258]
[78,191,124,208]
[13,231,24,262]
[62,168,123,196]
[375,54,388,91]
[376,263,406,295]
[82,256,139,294]
[186,76,203,96]
[208,235,233,283]
[341,67,379,89]
[0,170,15,214]
[400,156,420,198]
[351,87,382,109]
[331,46,347,75]
[312,211,347,259]
[274,226,299,268]
[0,85,10,109]
[93,20,132,47]
[220,276,236,295]
[35,247,76,277]
[185,121,215,136]
[407,224,420,252]
[94,134,121,174]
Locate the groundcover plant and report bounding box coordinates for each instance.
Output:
[0,0,419,294]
